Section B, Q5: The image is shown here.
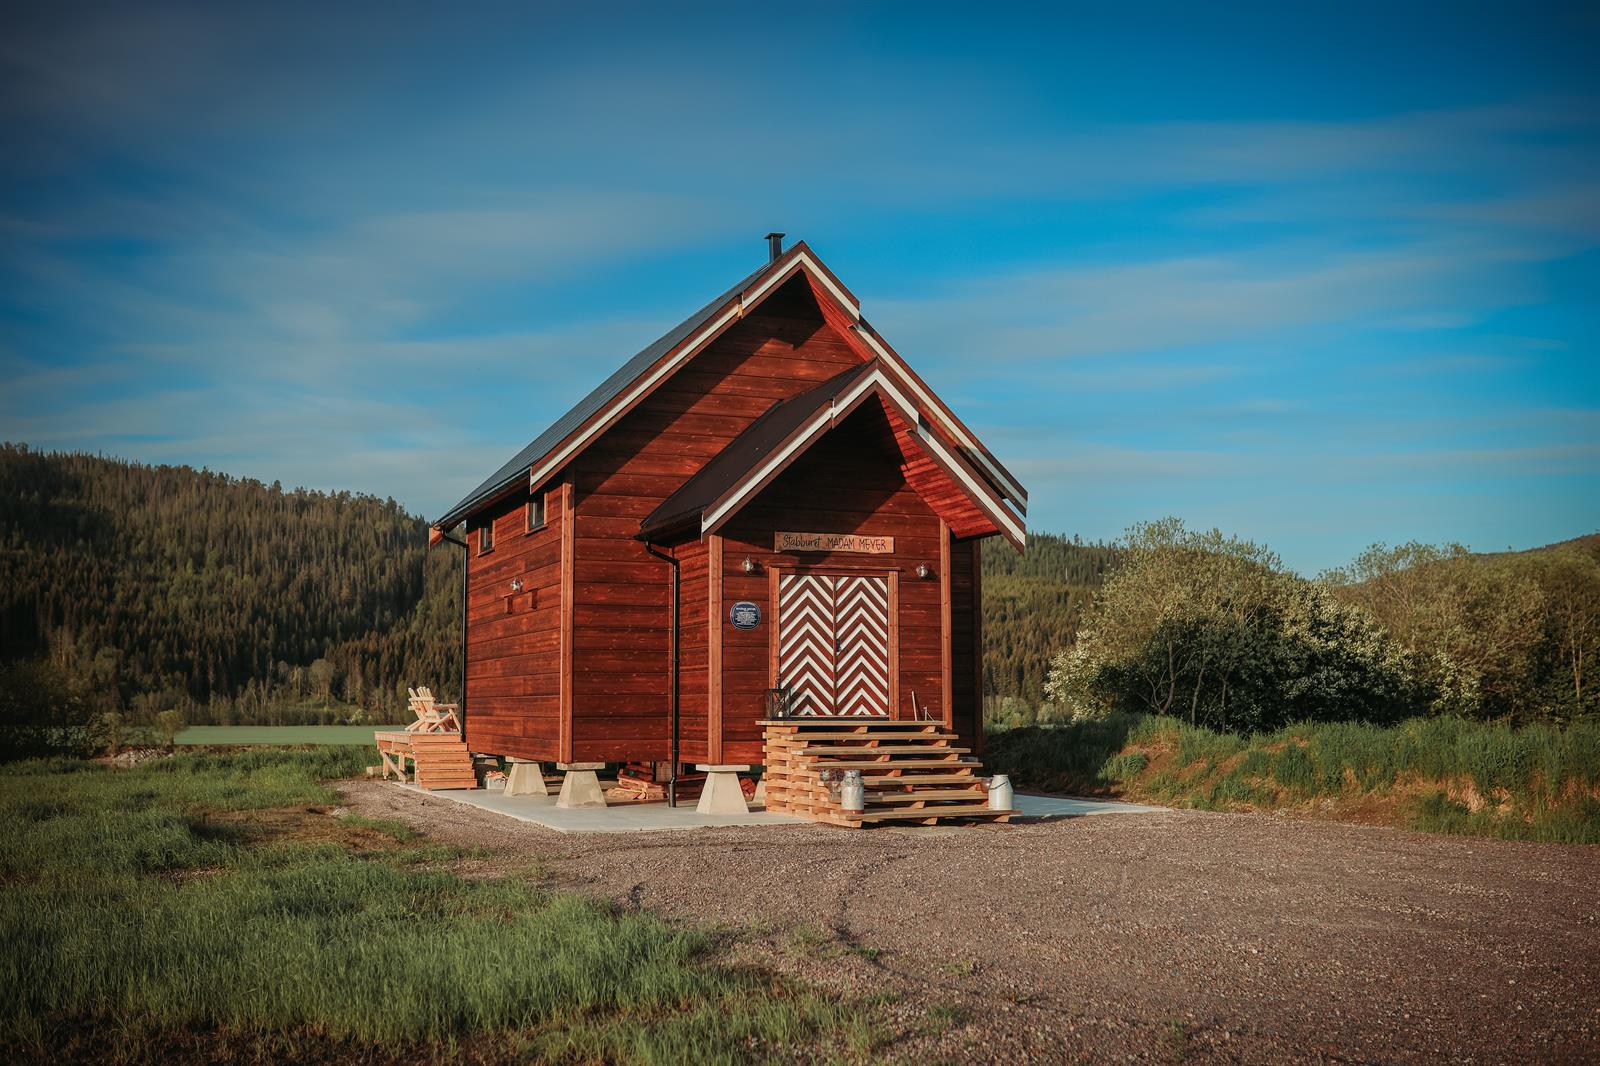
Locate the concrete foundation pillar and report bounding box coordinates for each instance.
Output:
[695,764,752,815]
[751,775,767,807]
[556,762,608,809]
[504,758,547,797]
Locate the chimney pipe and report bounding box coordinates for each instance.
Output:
[765,232,785,263]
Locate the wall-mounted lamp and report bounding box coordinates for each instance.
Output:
[509,578,523,593]
[915,563,933,580]
[741,557,760,575]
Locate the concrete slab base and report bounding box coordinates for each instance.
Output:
[399,783,805,834]
[1013,793,1166,818]
[504,761,547,797]
[556,768,607,809]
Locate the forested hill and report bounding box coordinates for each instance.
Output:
[982,533,1119,703]
[0,445,1109,723]
[0,444,459,722]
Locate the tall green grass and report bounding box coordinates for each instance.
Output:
[0,748,861,1062]
[987,715,1600,844]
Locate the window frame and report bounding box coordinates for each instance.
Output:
[478,522,495,555]
[526,494,547,534]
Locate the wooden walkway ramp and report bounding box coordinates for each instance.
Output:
[374,686,476,791]
[761,719,1012,827]
[375,731,477,790]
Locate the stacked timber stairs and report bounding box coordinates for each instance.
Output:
[375,730,477,791]
[761,719,1012,828]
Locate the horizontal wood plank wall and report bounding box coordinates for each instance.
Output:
[720,405,947,765]
[568,275,866,762]
[464,485,563,761]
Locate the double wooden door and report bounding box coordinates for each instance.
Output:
[776,572,892,716]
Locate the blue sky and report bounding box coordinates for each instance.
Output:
[2,2,1596,573]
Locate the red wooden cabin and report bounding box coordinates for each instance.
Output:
[432,236,1026,788]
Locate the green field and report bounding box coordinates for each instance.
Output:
[175,725,406,746]
[988,714,1600,843]
[0,748,871,1063]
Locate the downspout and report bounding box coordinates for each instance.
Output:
[643,539,681,807]
[436,529,470,734]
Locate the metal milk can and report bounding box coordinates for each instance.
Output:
[839,770,865,812]
[988,773,1014,811]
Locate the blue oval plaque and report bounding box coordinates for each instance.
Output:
[729,601,761,630]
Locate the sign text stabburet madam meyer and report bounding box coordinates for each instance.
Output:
[773,532,894,554]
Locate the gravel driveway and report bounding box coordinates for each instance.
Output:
[341,780,1600,1064]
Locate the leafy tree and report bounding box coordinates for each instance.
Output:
[156,709,184,748]
[1325,543,1548,720]
[1048,519,1418,732]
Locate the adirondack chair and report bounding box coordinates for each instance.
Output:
[376,684,474,789]
[405,686,461,733]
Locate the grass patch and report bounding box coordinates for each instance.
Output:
[0,748,865,1063]
[988,715,1600,843]
[339,812,418,842]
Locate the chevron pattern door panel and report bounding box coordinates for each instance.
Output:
[776,573,890,717]
[833,576,891,715]
[777,573,837,716]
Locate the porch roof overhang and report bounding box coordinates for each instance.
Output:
[639,359,1026,550]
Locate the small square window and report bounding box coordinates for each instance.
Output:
[478,523,495,554]
[526,495,546,532]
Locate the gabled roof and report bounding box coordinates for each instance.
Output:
[640,359,1027,550]
[434,241,1026,532]
[435,260,772,529]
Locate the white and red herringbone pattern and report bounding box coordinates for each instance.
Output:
[776,573,890,717]
[833,576,890,715]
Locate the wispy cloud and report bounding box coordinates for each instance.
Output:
[0,3,1596,570]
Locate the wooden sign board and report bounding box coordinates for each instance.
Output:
[774,532,894,554]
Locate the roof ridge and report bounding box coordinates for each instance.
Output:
[435,256,775,527]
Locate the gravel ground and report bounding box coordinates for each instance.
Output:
[342,780,1600,1064]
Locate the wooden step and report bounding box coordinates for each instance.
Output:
[811,758,980,770]
[865,790,987,805]
[776,730,957,741]
[860,772,980,786]
[799,745,969,756]
[837,804,1012,823]
[760,719,951,729]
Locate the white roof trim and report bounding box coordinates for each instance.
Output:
[851,326,1028,511]
[915,421,1027,546]
[700,367,902,533]
[700,366,1025,548]
[526,303,742,494]
[741,251,860,319]
[527,252,858,497]
[521,250,1024,530]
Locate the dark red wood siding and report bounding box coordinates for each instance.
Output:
[565,276,866,762]
[463,486,562,761]
[713,406,951,764]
